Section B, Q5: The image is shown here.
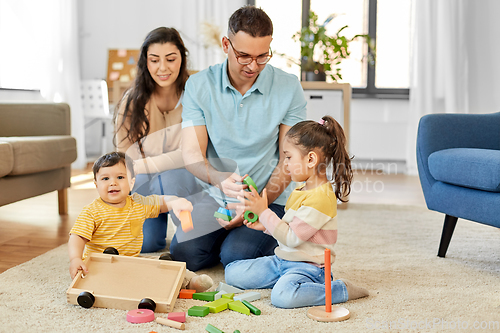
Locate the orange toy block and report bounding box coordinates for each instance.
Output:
[178,289,196,299]
[180,210,193,232]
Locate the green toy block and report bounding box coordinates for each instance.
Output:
[188,305,210,317]
[242,300,261,315]
[233,331,241,333]
[243,175,258,192]
[205,298,232,313]
[228,300,250,315]
[193,291,219,301]
[221,293,234,300]
[214,211,232,221]
[205,323,224,333]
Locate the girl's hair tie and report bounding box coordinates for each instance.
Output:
[318,119,325,125]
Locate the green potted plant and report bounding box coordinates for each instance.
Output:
[279,11,375,82]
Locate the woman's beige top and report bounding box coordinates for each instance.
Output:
[115,94,184,175]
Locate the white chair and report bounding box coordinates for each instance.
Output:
[81,80,113,161]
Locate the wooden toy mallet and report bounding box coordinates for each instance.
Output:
[180,210,193,232]
[306,248,350,322]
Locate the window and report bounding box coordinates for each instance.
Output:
[251,0,411,98]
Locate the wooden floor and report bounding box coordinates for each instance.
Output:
[0,168,426,274]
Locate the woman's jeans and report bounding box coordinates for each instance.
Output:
[225,255,348,309]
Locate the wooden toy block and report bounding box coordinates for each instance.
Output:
[156,317,186,330]
[188,305,210,317]
[214,211,232,221]
[234,291,261,302]
[221,293,234,300]
[217,207,231,215]
[66,253,185,312]
[205,298,232,313]
[192,291,219,301]
[228,300,250,315]
[242,300,261,315]
[214,291,224,300]
[168,312,186,323]
[233,331,241,333]
[205,324,224,333]
[243,175,258,192]
[178,289,196,299]
[215,282,244,294]
[180,210,193,232]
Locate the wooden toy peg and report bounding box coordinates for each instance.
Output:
[306,248,350,322]
[156,317,185,330]
[180,210,193,232]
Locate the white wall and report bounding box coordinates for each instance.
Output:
[78,0,244,80]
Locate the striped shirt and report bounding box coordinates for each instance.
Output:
[70,193,161,259]
[259,182,337,265]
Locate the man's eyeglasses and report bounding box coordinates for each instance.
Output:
[227,38,273,65]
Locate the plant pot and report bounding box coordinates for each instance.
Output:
[302,71,326,81]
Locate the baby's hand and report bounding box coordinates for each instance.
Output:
[69,258,88,280]
[169,198,193,219]
[239,187,269,216]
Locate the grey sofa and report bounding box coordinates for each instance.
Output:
[0,102,77,214]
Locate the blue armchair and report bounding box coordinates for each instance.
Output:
[416,112,500,257]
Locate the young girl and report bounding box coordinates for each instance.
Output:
[225,115,369,308]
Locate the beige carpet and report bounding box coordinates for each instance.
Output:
[0,204,499,333]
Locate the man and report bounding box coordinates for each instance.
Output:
[172,5,307,271]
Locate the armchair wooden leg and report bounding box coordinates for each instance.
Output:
[438,215,458,258]
[58,188,68,215]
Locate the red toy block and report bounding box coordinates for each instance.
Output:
[168,312,186,323]
[179,289,196,299]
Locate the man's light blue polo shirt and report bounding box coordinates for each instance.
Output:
[182,59,306,206]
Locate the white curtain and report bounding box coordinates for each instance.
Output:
[0,0,86,169]
[179,0,245,71]
[406,0,469,175]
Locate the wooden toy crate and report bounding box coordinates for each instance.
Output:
[67,253,185,312]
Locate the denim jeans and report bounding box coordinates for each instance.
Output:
[133,168,202,253]
[225,255,348,309]
[169,203,284,271]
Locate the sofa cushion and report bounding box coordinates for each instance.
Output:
[0,142,14,177]
[0,136,77,176]
[429,148,500,192]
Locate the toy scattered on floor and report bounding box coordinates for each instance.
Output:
[228,300,250,315]
[126,309,155,323]
[205,298,232,313]
[306,248,350,322]
[188,305,210,317]
[180,210,193,232]
[168,312,186,323]
[179,289,196,299]
[241,300,261,315]
[66,253,185,312]
[233,291,261,302]
[193,291,219,301]
[156,316,186,330]
[216,282,244,294]
[206,324,224,333]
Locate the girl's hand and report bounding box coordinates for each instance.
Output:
[169,198,193,219]
[69,258,88,280]
[242,218,266,231]
[239,187,269,216]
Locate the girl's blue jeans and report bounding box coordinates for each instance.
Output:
[225,255,348,309]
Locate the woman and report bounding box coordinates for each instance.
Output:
[114,27,198,253]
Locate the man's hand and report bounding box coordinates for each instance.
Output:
[216,172,247,199]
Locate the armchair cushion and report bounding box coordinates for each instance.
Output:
[428,148,500,192]
[0,136,77,176]
[0,142,13,177]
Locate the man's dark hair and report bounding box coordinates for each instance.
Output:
[228,5,273,37]
[92,152,134,180]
